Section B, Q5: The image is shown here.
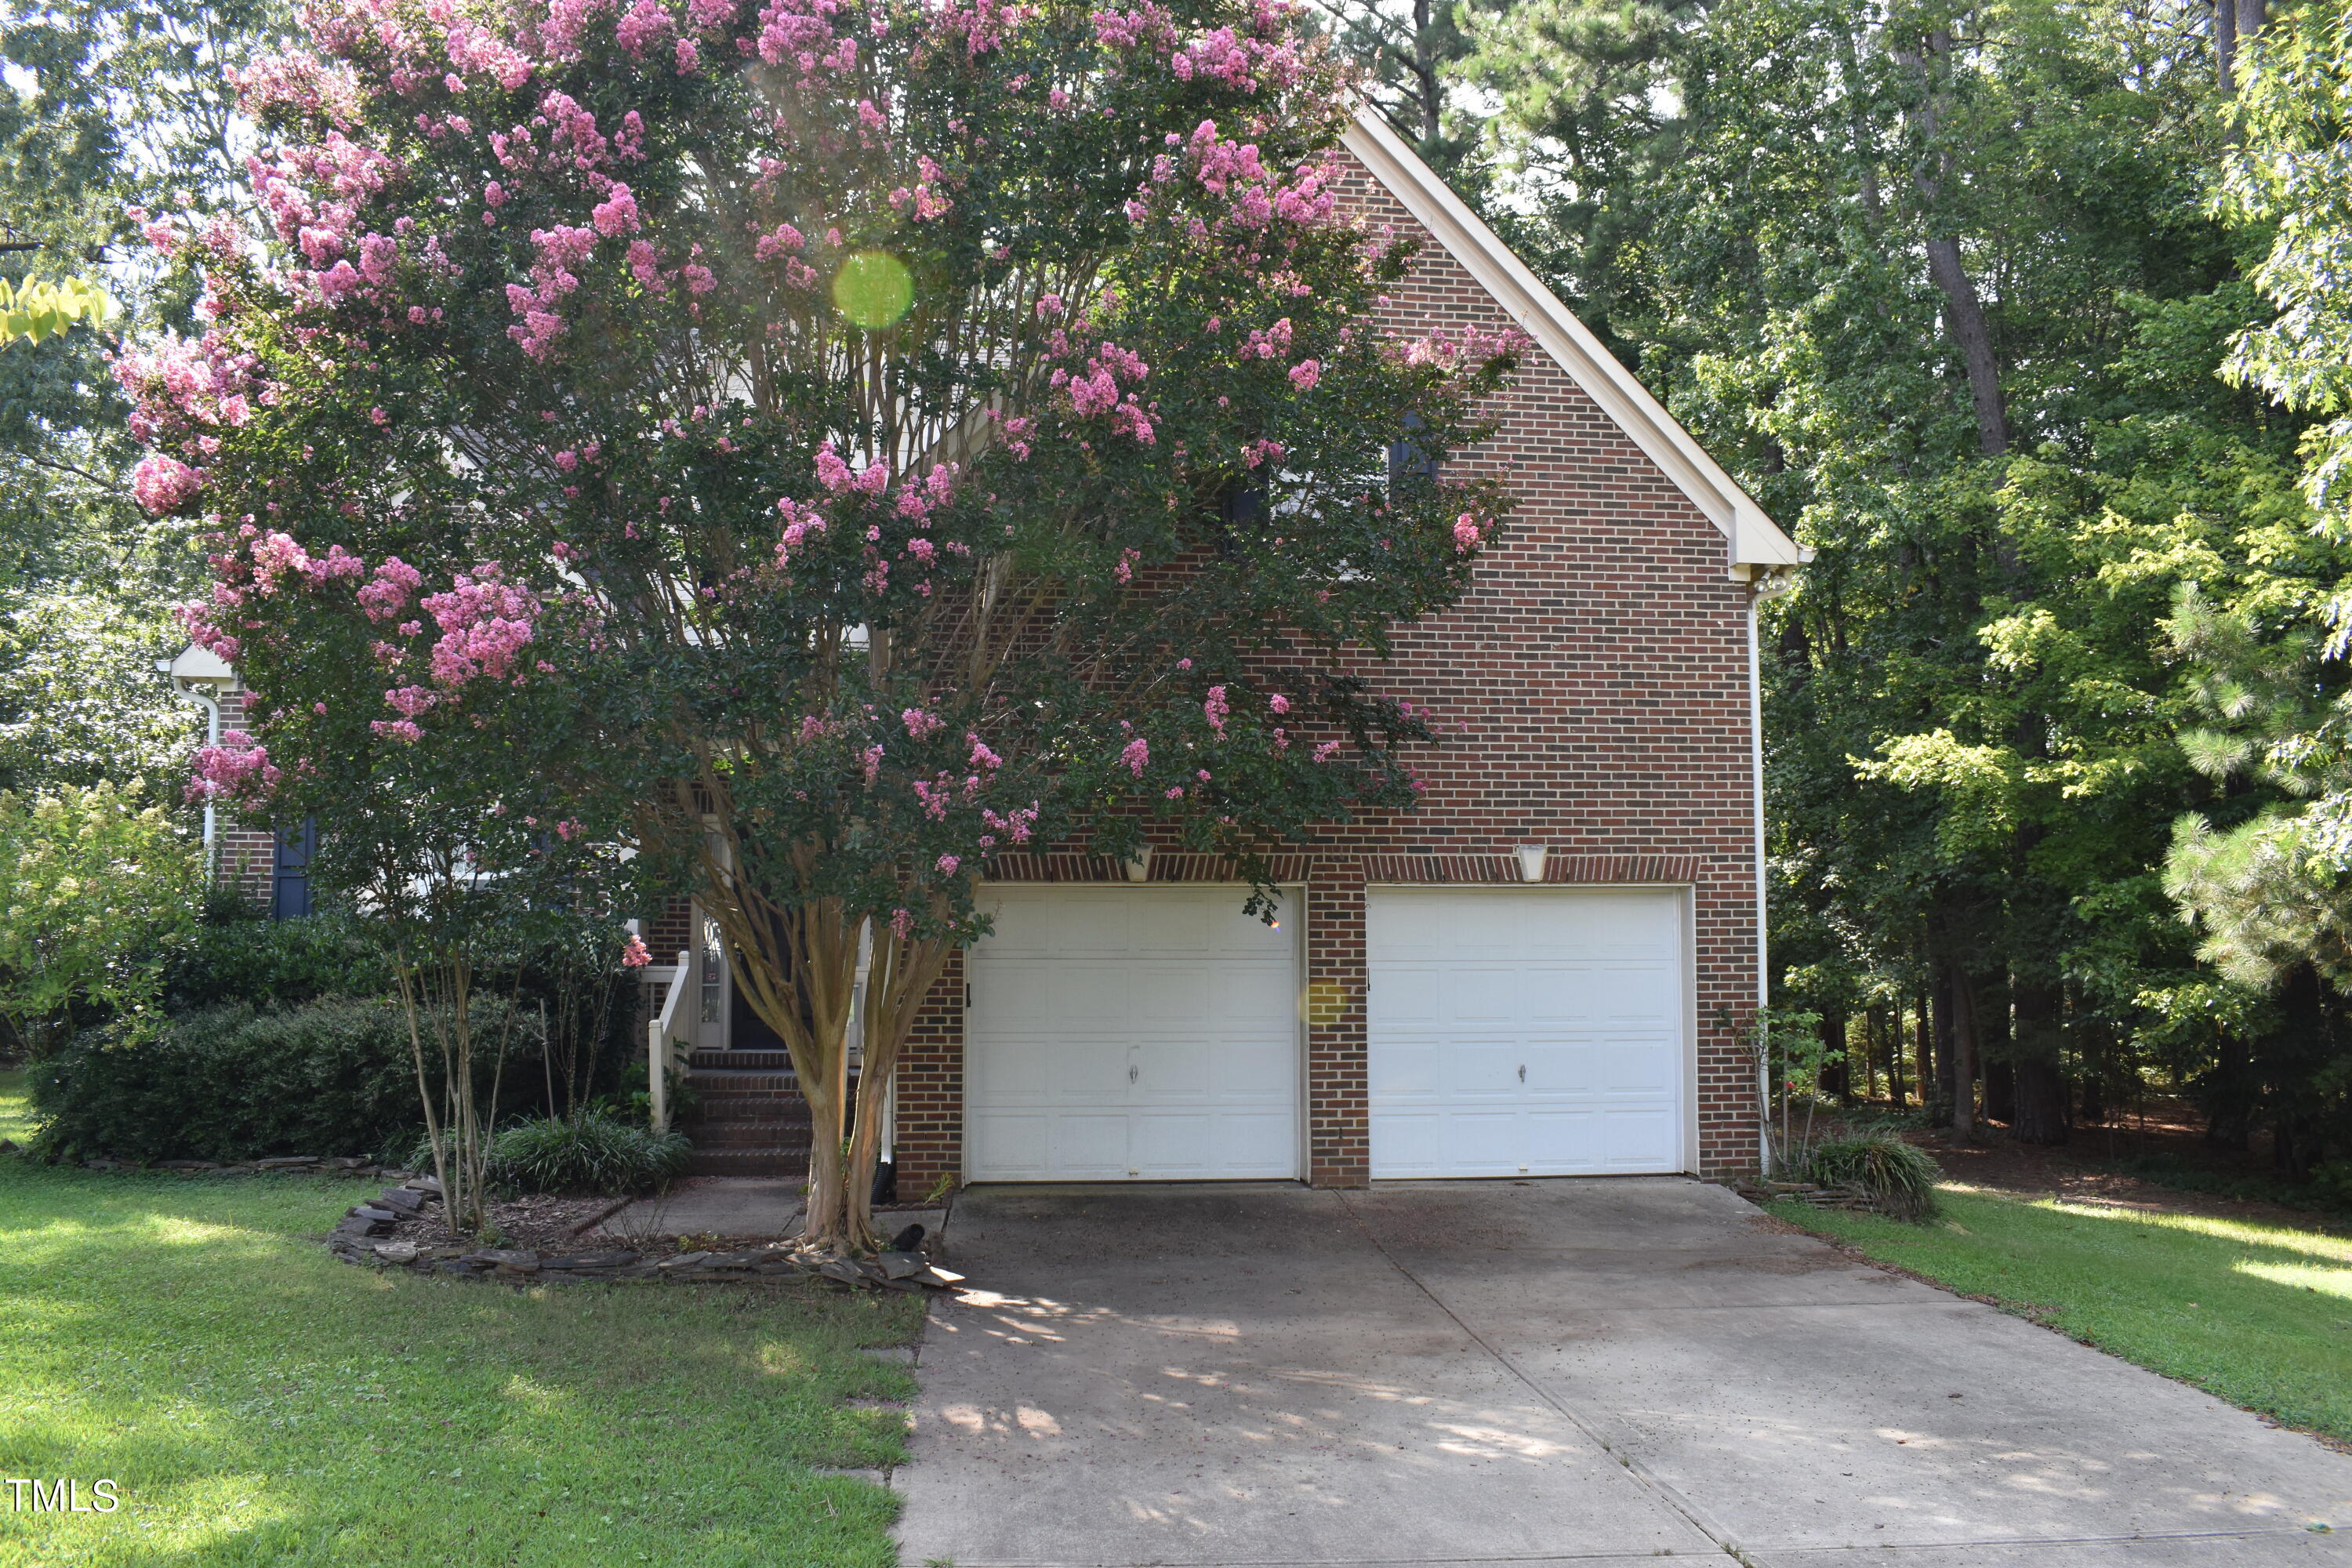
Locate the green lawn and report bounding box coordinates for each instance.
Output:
[1774,1181,2352,1443]
[0,1069,922,1567]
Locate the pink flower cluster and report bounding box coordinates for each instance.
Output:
[419,565,540,687]
[188,731,281,802]
[131,455,203,515]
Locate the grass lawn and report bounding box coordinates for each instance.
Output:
[1773,1182,2352,1444]
[0,1069,923,1567]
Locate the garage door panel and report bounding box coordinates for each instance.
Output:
[1369,965,1440,1025]
[1369,888,1686,1179]
[1445,1040,1523,1098]
[1588,965,1672,1022]
[1212,1112,1298,1177]
[967,886,1300,1182]
[1368,1037,1442,1096]
[1596,1034,1675,1095]
[1130,895,1210,953]
[1523,1109,1602,1172]
[1600,1108,1675,1169]
[1367,1110,1439,1176]
[969,1112,1054,1178]
[1521,1038,1596,1094]
[1214,1037,1296,1100]
[1442,1111,1522,1174]
[1441,967,1519,1024]
[1210,963,1299,1022]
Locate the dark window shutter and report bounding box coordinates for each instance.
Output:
[271,818,317,921]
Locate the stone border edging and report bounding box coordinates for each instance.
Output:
[325,1178,966,1292]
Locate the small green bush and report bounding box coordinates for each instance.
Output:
[164,897,390,1011]
[1802,1133,1944,1221]
[31,998,537,1163]
[482,1112,690,1196]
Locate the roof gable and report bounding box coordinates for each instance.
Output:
[1340,111,1803,574]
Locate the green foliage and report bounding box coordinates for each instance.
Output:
[1798,1132,1943,1220]
[483,1111,691,1198]
[0,779,201,1056]
[0,274,114,346]
[162,894,390,1011]
[27,996,539,1163]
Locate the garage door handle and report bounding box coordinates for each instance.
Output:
[1518,1064,1526,1082]
[1129,1064,1139,1083]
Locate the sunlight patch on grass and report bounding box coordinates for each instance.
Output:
[2235,1259,2352,1300]
[2039,1198,2352,1262]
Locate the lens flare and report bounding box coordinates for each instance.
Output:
[833,250,914,328]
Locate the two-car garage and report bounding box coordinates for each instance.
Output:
[962,883,1690,1184]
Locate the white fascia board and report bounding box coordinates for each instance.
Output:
[1341,111,1804,570]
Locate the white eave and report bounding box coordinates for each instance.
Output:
[1341,110,1806,574]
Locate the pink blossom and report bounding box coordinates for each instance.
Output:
[1453,514,1482,553]
[935,854,961,875]
[358,557,424,622]
[591,183,641,236]
[1287,358,1320,390]
[1203,685,1229,733]
[1164,786,1185,799]
[1120,736,1149,776]
[968,734,1002,770]
[902,706,945,739]
[862,744,884,785]
[1313,740,1341,763]
[372,719,423,743]
[187,731,280,801]
[1269,692,1290,714]
[131,454,203,514]
[622,935,652,967]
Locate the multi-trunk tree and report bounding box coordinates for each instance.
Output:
[127,0,1518,1247]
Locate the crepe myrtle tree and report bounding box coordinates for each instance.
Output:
[123,0,1521,1250]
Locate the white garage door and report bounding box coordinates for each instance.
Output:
[1368,887,1686,1178]
[966,885,1300,1181]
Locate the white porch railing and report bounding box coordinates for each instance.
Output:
[646,950,691,1132]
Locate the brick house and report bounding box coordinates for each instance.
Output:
[643,111,1803,1192]
[200,110,1801,1191]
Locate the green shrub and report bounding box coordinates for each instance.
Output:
[164,897,390,1011]
[482,1112,690,1196]
[29,998,538,1163]
[1801,1134,1944,1221]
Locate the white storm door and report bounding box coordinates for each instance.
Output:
[965,885,1300,1181]
[1368,887,1686,1178]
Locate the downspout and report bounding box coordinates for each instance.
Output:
[179,686,223,869]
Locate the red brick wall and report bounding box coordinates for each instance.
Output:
[886,147,1768,1193]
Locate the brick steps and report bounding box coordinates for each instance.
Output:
[674,1052,844,1179]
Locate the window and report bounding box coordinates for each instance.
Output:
[1387,412,1437,488]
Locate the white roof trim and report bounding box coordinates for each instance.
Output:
[1341,111,1803,570]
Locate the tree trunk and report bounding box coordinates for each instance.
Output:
[1817,1009,1849,1105]
[1982,1059,2016,1125]
[1946,962,1978,1142]
[1932,961,1958,1128]
[2010,978,2069,1145]
[1902,30,2009,460]
[1925,238,2009,457]
[2216,0,2238,94]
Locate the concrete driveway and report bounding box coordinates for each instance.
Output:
[892,1179,2352,1568]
